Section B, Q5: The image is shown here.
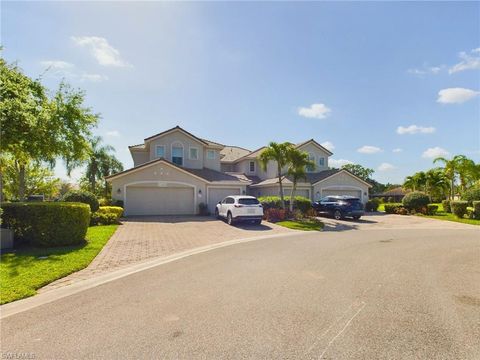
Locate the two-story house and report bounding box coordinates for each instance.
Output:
[107,126,371,216]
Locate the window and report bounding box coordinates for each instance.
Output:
[226,197,235,204]
[207,150,215,160]
[249,161,255,173]
[307,153,315,172]
[238,198,260,205]
[189,147,199,160]
[319,157,325,166]
[156,146,165,158]
[172,145,183,166]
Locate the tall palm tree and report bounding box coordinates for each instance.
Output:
[100,155,123,198]
[286,148,315,212]
[259,142,293,209]
[434,155,467,199]
[425,168,448,201]
[403,171,426,192]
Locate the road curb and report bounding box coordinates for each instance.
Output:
[0,231,308,319]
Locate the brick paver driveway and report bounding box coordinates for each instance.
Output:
[40,217,294,292]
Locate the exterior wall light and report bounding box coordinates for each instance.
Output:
[117,188,121,194]
[198,189,202,198]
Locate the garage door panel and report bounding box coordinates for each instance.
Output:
[207,188,240,214]
[126,187,194,216]
[322,189,361,198]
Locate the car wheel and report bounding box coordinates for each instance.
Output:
[333,210,343,220]
[227,212,234,225]
[254,219,262,225]
[215,208,220,219]
[353,215,361,220]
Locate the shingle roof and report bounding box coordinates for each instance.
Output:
[220,146,252,162]
[128,143,145,149]
[302,169,340,184]
[295,139,334,156]
[225,173,262,184]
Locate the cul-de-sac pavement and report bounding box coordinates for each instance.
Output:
[1,214,479,359]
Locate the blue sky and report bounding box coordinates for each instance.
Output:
[3,1,479,184]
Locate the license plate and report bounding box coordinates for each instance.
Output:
[247,208,255,214]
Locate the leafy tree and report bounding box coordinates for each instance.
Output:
[259,142,293,209]
[425,168,448,201]
[286,148,315,212]
[100,153,123,198]
[434,155,469,199]
[0,156,60,200]
[0,58,98,200]
[404,171,427,192]
[341,164,374,183]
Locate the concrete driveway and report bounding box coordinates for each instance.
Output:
[3,226,479,359]
[40,216,294,292]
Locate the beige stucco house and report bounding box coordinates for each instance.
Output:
[107,126,371,216]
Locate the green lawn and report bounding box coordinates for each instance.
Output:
[0,225,118,305]
[277,219,324,231]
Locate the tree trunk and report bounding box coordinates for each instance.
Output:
[19,164,26,201]
[450,178,455,200]
[278,164,285,209]
[289,180,297,213]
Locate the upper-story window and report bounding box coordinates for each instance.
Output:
[249,161,255,173]
[207,150,215,160]
[189,147,199,160]
[156,145,165,158]
[307,153,315,172]
[172,145,183,166]
[318,157,325,167]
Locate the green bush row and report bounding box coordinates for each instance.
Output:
[62,190,99,212]
[384,203,404,214]
[258,196,312,213]
[402,191,430,211]
[451,201,468,219]
[442,200,451,213]
[90,206,124,226]
[1,202,90,246]
[365,198,380,212]
[461,187,480,204]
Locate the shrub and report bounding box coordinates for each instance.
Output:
[384,203,404,214]
[461,187,480,205]
[426,204,438,215]
[396,207,409,215]
[402,191,430,212]
[387,196,394,203]
[365,198,380,212]
[1,202,90,246]
[258,196,312,214]
[90,206,124,226]
[451,201,468,219]
[98,198,124,207]
[62,190,99,212]
[472,201,480,220]
[198,202,209,216]
[466,207,475,219]
[263,208,288,222]
[442,200,451,213]
[305,208,317,218]
[97,206,123,218]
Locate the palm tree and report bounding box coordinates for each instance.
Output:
[403,171,426,192]
[286,148,315,212]
[425,168,448,201]
[100,155,123,198]
[434,155,467,199]
[258,142,293,209]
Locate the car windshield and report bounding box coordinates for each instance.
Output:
[238,198,260,205]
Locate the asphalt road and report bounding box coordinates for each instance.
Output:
[1,228,479,359]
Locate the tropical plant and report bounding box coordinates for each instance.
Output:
[424,168,448,201]
[341,164,374,182]
[433,155,473,199]
[258,142,293,209]
[403,171,426,192]
[286,148,315,212]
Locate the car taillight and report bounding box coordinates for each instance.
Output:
[258,204,263,207]
[234,204,244,208]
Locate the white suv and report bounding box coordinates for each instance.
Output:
[215,196,264,225]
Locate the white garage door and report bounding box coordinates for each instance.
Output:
[207,187,241,214]
[125,186,194,216]
[322,189,362,199]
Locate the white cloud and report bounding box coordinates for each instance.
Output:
[329,159,353,168]
[40,60,107,82]
[320,141,335,151]
[449,48,480,74]
[40,60,75,69]
[422,147,450,159]
[396,125,436,135]
[71,36,132,67]
[298,103,331,119]
[357,145,382,154]
[80,73,108,82]
[392,148,403,153]
[106,130,121,137]
[407,65,443,76]
[437,87,480,104]
[378,162,396,171]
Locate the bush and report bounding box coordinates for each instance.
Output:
[263,208,288,222]
[1,202,90,246]
[384,203,404,214]
[90,206,123,226]
[365,198,380,212]
[461,187,480,205]
[426,204,438,215]
[387,196,394,203]
[402,191,430,212]
[258,196,312,213]
[472,201,480,220]
[98,198,124,207]
[97,206,123,218]
[396,207,409,215]
[305,208,317,218]
[62,190,99,212]
[451,201,468,219]
[442,200,451,213]
[198,203,209,216]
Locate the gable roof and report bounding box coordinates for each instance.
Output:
[295,139,333,156]
[105,157,248,183]
[143,125,223,148]
[310,169,373,188]
[220,146,252,162]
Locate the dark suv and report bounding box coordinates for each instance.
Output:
[312,196,364,220]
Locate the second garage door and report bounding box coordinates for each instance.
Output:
[322,189,362,199]
[125,186,195,216]
[207,187,241,214]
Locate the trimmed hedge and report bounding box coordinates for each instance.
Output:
[461,187,480,205]
[1,202,90,246]
[473,201,480,220]
[402,191,430,212]
[442,200,451,213]
[62,190,99,212]
[451,201,468,219]
[365,198,380,212]
[426,204,438,215]
[384,203,404,214]
[263,208,288,222]
[258,196,312,213]
[90,206,123,226]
